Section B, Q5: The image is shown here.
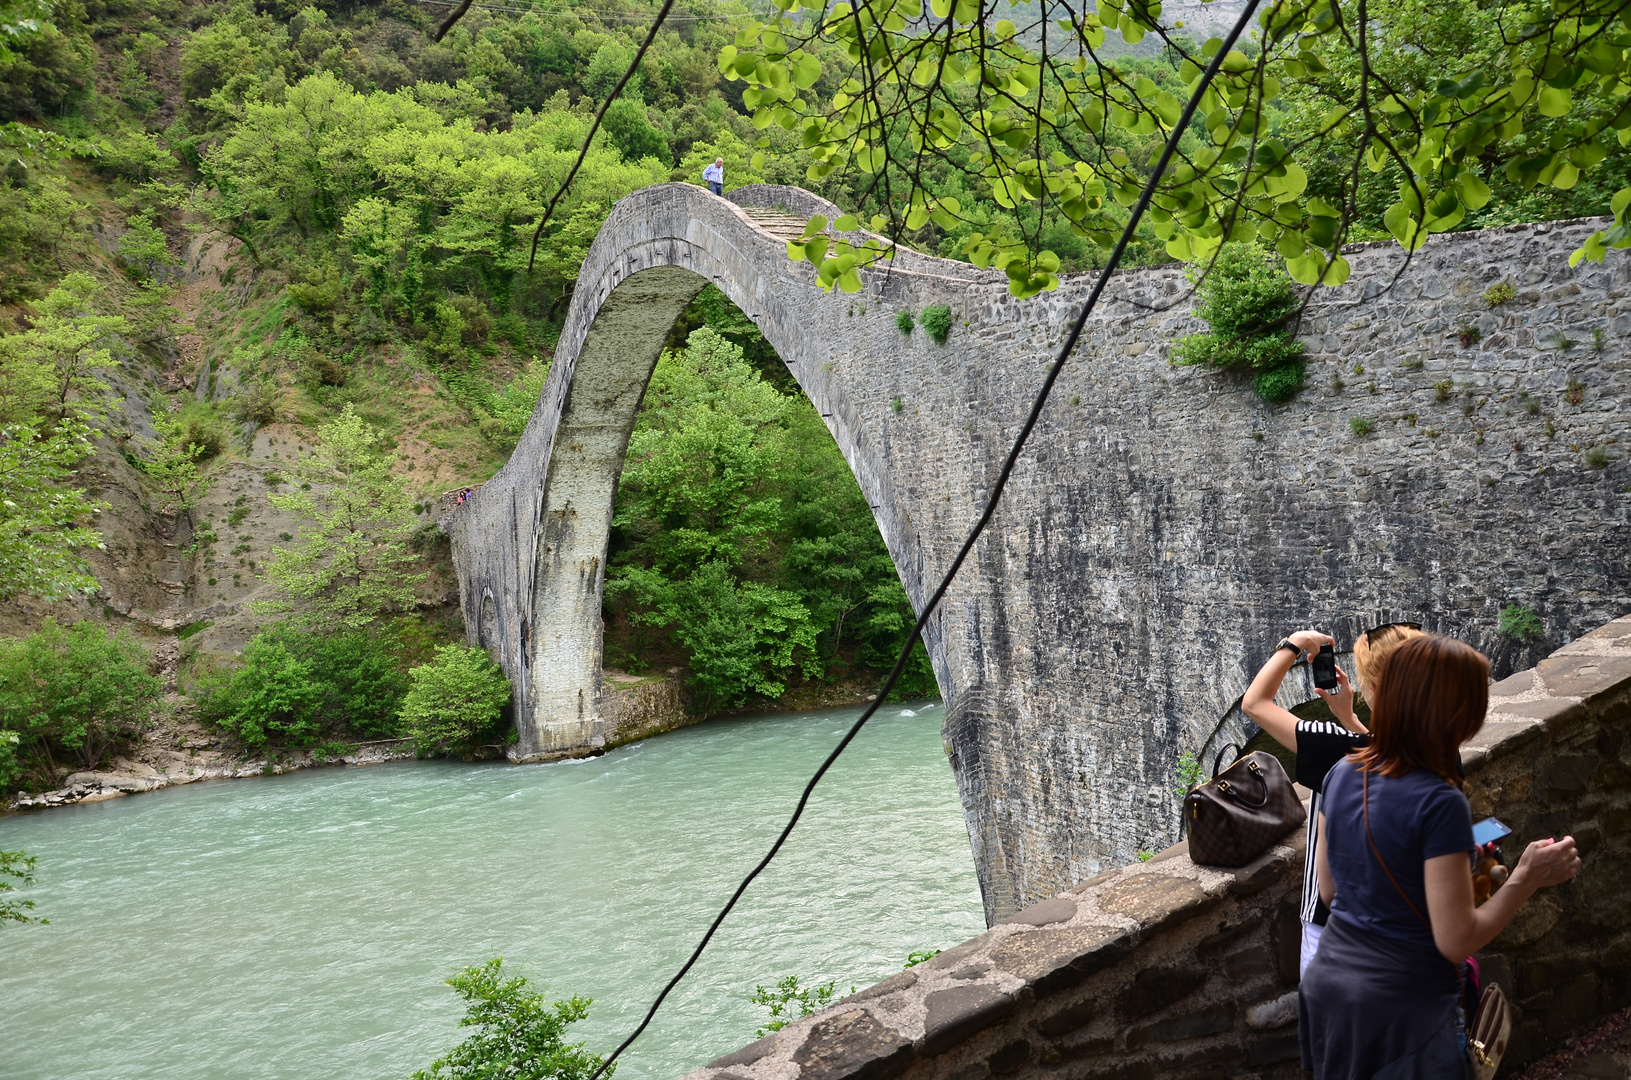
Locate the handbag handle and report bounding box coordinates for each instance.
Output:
[1219,760,1272,808]
[1211,742,1242,779]
[1362,767,1433,930]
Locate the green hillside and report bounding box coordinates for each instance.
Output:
[0,0,934,795]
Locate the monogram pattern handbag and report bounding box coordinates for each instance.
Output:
[1184,745,1307,867]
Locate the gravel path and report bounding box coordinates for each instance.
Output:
[1518,1008,1631,1079]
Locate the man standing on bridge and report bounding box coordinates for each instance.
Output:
[703,157,724,196]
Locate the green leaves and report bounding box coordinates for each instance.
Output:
[732,0,1631,302]
[400,644,511,756]
[414,959,608,1080]
[0,618,160,787]
[0,421,104,602]
[263,405,424,631]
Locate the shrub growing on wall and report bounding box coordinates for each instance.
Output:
[1172,245,1307,403]
[919,305,952,345]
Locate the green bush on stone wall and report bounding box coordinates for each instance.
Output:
[1498,604,1544,641]
[1173,245,1306,403]
[920,305,952,345]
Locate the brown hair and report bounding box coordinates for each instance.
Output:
[1353,635,1489,786]
[1352,623,1425,700]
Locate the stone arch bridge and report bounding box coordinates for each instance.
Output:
[445,182,1631,922]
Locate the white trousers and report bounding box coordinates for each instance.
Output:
[1300,919,1323,978]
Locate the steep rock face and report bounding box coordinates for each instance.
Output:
[449,182,1631,920]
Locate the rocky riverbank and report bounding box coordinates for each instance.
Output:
[5,709,418,811]
[6,666,926,813]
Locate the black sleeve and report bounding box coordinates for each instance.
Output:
[1294,721,1368,794]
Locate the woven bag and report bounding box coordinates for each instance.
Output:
[1184,746,1307,867]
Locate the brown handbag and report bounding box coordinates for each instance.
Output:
[1184,745,1307,867]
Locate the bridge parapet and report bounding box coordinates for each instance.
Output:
[683,615,1631,1080]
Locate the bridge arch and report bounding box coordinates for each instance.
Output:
[448,185,1631,921]
[446,184,971,757]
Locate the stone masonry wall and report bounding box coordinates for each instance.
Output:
[448,181,1631,921]
[601,669,694,749]
[681,616,1631,1080]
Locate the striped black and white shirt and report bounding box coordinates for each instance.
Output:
[1295,719,1371,925]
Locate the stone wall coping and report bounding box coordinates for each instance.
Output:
[681,613,1631,1080]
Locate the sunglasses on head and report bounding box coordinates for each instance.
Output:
[1363,621,1422,644]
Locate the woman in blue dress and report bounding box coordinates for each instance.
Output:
[1299,635,1581,1079]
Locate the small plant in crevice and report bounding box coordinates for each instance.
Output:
[1070,395,1081,406]
[1405,412,1418,426]
[1475,429,1486,446]
[750,976,850,1038]
[1564,377,1586,405]
[904,949,941,968]
[1593,326,1606,352]
[919,304,953,345]
[895,309,914,335]
[1171,244,1307,404]
[1172,750,1205,800]
[1498,604,1544,642]
[1434,379,1454,402]
[1521,392,1540,415]
[1349,415,1374,438]
[1549,331,1574,351]
[1484,282,1516,308]
[1585,445,1609,469]
[1401,355,1425,371]
[1457,324,1482,347]
[1136,849,1157,863]
[890,396,903,413]
[1543,417,1557,439]
[1352,361,1365,375]
[1252,362,1307,404]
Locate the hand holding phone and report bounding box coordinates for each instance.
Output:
[1312,643,1340,692]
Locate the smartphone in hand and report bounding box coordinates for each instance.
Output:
[1473,816,1513,847]
[1312,643,1340,692]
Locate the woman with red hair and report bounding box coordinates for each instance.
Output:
[1299,635,1581,1079]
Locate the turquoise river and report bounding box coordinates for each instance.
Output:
[1,702,985,1080]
